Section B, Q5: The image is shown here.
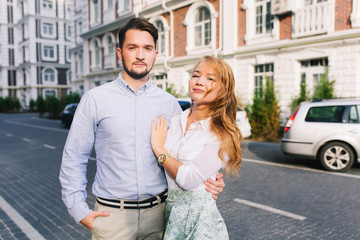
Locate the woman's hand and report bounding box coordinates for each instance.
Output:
[151,116,168,157]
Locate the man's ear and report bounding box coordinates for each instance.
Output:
[117,48,122,62]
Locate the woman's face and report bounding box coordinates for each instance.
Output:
[188,62,221,105]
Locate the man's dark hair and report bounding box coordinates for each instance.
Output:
[118,17,158,49]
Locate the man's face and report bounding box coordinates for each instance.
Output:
[117,29,158,80]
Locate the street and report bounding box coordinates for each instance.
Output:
[0,113,359,240]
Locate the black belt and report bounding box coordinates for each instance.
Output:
[96,190,168,210]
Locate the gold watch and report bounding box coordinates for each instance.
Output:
[157,154,170,166]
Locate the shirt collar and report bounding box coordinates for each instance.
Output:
[116,72,152,95]
[180,108,211,133]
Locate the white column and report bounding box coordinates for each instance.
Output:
[351,0,360,27]
[222,0,237,54]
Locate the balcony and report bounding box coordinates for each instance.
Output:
[292,1,334,38]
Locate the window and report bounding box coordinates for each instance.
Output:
[67,24,71,38]
[44,46,54,58]
[305,0,328,6]
[305,106,345,123]
[9,49,14,66]
[107,0,113,9]
[348,105,360,123]
[7,5,13,23]
[107,35,114,54]
[95,40,100,66]
[79,53,83,74]
[156,21,166,54]
[183,2,216,53]
[300,57,328,95]
[255,0,273,35]
[42,22,54,37]
[44,68,55,83]
[42,45,56,61]
[254,63,274,98]
[194,7,211,47]
[44,90,56,98]
[118,0,130,13]
[8,28,14,44]
[42,0,53,9]
[152,73,167,90]
[8,70,16,86]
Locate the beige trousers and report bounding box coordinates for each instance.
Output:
[91,201,165,240]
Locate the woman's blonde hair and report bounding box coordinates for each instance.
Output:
[192,56,242,176]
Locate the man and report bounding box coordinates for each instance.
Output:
[59,18,224,240]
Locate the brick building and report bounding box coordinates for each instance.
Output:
[70,0,360,121]
[0,0,73,108]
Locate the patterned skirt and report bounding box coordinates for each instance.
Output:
[163,189,229,240]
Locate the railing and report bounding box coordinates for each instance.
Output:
[292,1,334,38]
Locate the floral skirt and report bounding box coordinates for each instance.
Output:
[163,189,229,240]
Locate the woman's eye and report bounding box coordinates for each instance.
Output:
[209,78,215,81]
[192,75,199,78]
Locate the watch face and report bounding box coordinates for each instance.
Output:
[158,154,167,164]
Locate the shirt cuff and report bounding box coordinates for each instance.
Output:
[68,202,92,223]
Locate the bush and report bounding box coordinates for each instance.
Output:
[63,92,81,110]
[0,97,20,113]
[45,96,61,119]
[166,84,187,98]
[313,71,335,100]
[249,77,280,141]
[290,77,310,112]
[36,96,46,116]
[29,99,36,112]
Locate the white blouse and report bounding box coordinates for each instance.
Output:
[164,109,227,191]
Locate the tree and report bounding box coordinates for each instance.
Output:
[249,77,280,141]
[45,96,61,119]
[36,96,46,117]
[63,92,81,109]
[290,77,310,112]
[313,71,335,100]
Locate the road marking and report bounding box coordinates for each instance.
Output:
[234,198,306,221]
[43,144,56,150]
[243,158,360,179]
[6,133,13,137]
[0,195,45,240]
[89,157,96,161]
[4,119,68,133]
[22,138,31,142]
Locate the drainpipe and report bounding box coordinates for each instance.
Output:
[214,0,223,57]
[162,0,174,71]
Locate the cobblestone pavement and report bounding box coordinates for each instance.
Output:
[0,113,359,240]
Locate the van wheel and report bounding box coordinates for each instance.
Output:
[319,142,354,172]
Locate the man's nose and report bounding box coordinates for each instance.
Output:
[136,48,145,60]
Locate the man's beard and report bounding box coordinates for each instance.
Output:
[122,54,152,80]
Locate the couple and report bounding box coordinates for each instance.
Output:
[59,17,242,240]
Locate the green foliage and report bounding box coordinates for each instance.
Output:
[313,71,335,100]
[36,96,46,116]
[249,77,280,141]
[29,99,36,112]
[63,92,81,110]
[0,97,20,113]
[166,84,187,98]
[290,77,310,112]
[45,96,61,119]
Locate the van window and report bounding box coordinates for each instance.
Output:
[305,106,345,122]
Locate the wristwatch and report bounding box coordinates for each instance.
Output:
[157,154,170,166]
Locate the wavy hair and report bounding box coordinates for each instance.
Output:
[192,56,242,176]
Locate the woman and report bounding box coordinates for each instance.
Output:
[151,56,242,239]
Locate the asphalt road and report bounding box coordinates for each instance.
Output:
[0,113,359,240]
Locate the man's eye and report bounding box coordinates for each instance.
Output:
[146,47,152,51]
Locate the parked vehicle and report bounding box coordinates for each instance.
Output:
[60,103,78,128]
[237,106,251,139]
[177,98,251,138]
[281,99,360,172]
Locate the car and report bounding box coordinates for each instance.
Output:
[281,99,360,172]
[177,98,251,139]
[60,103,78,128]
[236,106,251,139]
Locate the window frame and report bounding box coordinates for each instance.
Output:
[254,63,274,98]
[42,67,57,85]
[42,44,57,61]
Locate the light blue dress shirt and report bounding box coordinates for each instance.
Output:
[59,74,182,223]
